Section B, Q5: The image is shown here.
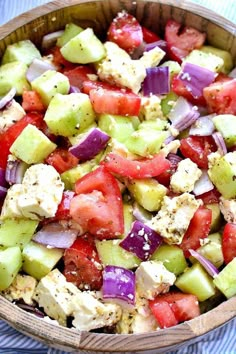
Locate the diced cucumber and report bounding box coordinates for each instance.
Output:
[127,178,167,212]
[22,241,63,280]
[0,219,38,249]
[2,40,41,65]
[213,114,236,148]
[200,45,233,74]
[31,70,70,106]
[161,91,178,117]
[138,119,168,131]
[98,114,137,143]
[175,263,216,301]
[123,203,134,237]
[183,49,224,72]
[151,243,187,275]
[206,203,222,232]
[60,28,106,64]
[160,60,181,78]
[0,61,30,96]
[10,124,57,164]
[199,288,225,314]
[95,239,141,269]
[0,246,22,290]
[197,232,224,269]
[213,258,236,298]
[44,93,96,137]
[68,123,97,145]
[61,162,92,190]
[57,23,83,47]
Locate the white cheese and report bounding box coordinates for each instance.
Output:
[2,274,37,305]
[219,197,236,223]
[170,158,202,193]
[0,99,25,133]
[139,95,164,121]
[139,47,165,68]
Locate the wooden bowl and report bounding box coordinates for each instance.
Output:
[0,1,236,353]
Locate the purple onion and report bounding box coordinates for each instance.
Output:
[169,96,200,132]
[172,110,200,131]
[193,170,214,196]
[41,30,64,50]
[102,265,135,307]
[167,153,182,165]
[0,168,7,187]
[0,186,8,199]
[69,85,80,93]
[26,58,56,83]
[69,128,110,162]
[132,203,152,223]
[131,41,146,59]
[189,114,216,136]
[32,223,78,249]
[189,249,219,278]
[5,159,28,185]
[0,88,16,110]
[178,62,216,99]
[17,303,45,318]
[120,220,162,261]
[212,132,227,156]
[145,40,167,53]
[143,66,170,96]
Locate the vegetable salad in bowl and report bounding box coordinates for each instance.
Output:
[0,9,236,335]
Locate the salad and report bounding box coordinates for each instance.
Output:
[0,10,236,334]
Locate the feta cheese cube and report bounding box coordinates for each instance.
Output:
[139,95,164,121]
[0,100,25,133]
[2,274,37,305]
[136,260,176,300]
[170,158,202,193]
[139,47,165,68]
[148,193,201,244]
[219,197,236,223]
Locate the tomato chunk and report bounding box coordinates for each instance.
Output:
[63,234,102,290]
[165,20,206,63]
[149,299,178,328]
[179,207,212,258]
[222,223,236,264]
[54,191,75,220]
[103,152,171,179]
[196,188,221,205]
[82,80,122,95]
[171,74,206,106]
[22,90,46,112]
[70,166,124,239]
[107,12,143,54]
[179,136,217,169]
[63,65,95,90]
[46,46,76,71]
[89,88,141,116]
[142,26,160,43]
[45,148,79,174]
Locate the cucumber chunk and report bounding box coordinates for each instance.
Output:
[0,246,22,290]
[197,232,224,269]
[183,49,224,72]
[151,243,187,275]
[61,163,92,190]
[98,114,137,143]
[200,45,233,74]
[213,114,236,148]
[161,91,178,117]
[2,40,41,66]
[206,203,222,233]
[213,258,236,298]
[0,61,30,96]
[57,23,83,47]
[0,219,38,249]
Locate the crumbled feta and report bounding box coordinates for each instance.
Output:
[2,274,37,305]
[219,197,236,223]
[170,158,202,193]
[139,47,165,68]
[135,261,176,300]
[0,100,25,133]
[1,164,64,220]
[148,193,201,244]
[207,151,222,169]
[139,95,164,121]
[161,139,180,156]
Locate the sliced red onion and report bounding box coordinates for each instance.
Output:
[0,88,16,110]
[143,66,170,96]
[132,202,152,223]
[167,153,182,165]
[189,249,219,278]
[17,303,45,318]
[178,62,216,99]
[229,68,236,78]
[189,114,216,136]
[172,110,200,131]
[164,134,175,145]
[32,223,78,249]
[69,85,80,93]
[193,170,214,196]
[41,30,64,50]
[0,186,8,199]
[145,40,167,53]
[169,96,200,132]
[131,41,146,59]
[212,132,227,155]
[69,128,110,162]
[5,159,28,185]
[0,168,7,187]
[102,265,135,307]
[120,220,162,261]
[26,58,56,82]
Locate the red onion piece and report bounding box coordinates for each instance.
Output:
[32,223,78,249]
[167,153,182,165]
[5,159,28,185]
[69,128,110,162]
[143,66,170,96]
[102,265,135,307]
[132,203,152,223]
[169,97,200,132]
[189,249,219,278]
[0,88,16,110]
[178,62,216,99]
[120,220,162,261]
[41,30,64,50]
[69,85,80,93]
[229,68,236,78]
[193,170,214,196]
[17,303,45,318]
[131,41,146,59]
[212,132,227,155]
[0,168,7,187]
[145,40,167,53]
[26,58,56,82]
[173,110,200,131]
[189,114,216,136]
[0,186,8,199]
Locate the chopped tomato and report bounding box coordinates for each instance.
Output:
[196,188,221,204]
[46,46,75,71]
[149,299,178,328]
[82,80,121,95]
[22,90,45,112]
[103,152,171,179]
[222,223,236,264]
[165,20,206,63]
[63,233,102,290]
[0,112,44,169]
[63,65,95,90]
[179,207,212,258]
[107,11,143,54]
[203,78,236,115]
[156,155,181,187]
[142,26,160,43]
[45,148,79,174]
[54,191,75,220]
[179,136,217,169]
[171,74,206,106]
[89,88,141,116]
[70,166,124,239]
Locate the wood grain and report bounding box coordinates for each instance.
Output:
[0,0,235,352]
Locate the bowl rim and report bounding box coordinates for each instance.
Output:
[0,0,236,352]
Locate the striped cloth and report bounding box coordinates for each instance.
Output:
[0,0,236,353]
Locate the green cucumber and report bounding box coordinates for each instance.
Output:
[161,91,178,117]
[183,49,224,72]
[206,203,222,233]
[0,247,22,290]
[61,162,92,190]
[2,40,41,66]
[0,61,30,96]
[123,203,134,237]
[213,114,236,148]
[200,45,233,74]
[160,60,181,78]
[197,232,224,269]
[57,23,83,47]
[213,258,236,298]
